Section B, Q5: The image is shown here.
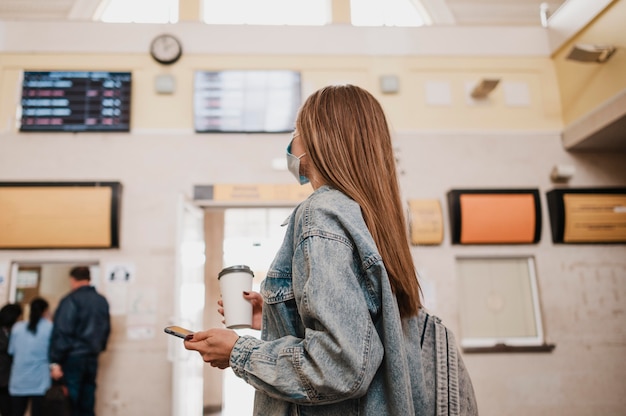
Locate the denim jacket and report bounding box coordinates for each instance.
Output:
[230,186,478,415]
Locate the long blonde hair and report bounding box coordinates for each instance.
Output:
[296,85,421,317]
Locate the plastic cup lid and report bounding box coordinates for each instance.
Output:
[218,265,254,279]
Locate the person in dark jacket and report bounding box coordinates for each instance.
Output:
[49,266,110,416]
[0,303,22,416]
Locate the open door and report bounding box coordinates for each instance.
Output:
[171,196,205,416]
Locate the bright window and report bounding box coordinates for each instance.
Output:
[351,0,426,27]
[98,0,179,23]
[221,207,293,415]
[98,0,426,26]
[202,0,331,25]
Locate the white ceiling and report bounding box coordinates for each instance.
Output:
[0,0,99,20]
[0,0,568,26]
[421,0,567,26]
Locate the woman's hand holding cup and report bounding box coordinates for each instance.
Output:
[218,291,263,330]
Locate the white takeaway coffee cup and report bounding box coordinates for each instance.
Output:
[218,265,254,329]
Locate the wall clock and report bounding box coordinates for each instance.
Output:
[150,34,183,65]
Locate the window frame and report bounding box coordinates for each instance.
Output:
[456,256,546,349]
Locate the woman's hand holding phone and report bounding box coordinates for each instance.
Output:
[183,328,239,369]
[169,291,263,370]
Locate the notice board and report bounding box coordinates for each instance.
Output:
[447,189,541,245]
[0,182,122,249]
[408,199,444,245]
[546,188,626,243]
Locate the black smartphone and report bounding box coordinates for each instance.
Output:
[164,325,194,339]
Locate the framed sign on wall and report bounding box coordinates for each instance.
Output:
[546,188,626,244]
[447,189,541,245]
[0,182,122,249]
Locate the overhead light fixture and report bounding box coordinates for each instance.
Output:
[470,79,500,99]
[566,44,616,63]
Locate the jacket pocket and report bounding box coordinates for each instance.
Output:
[261,275,303,338]
[262,274,296,304]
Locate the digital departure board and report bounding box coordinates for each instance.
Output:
[19,71,132,132]
[194,70,301,133]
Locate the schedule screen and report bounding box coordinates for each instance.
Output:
[194,70,301,133]
[19,71,132,132]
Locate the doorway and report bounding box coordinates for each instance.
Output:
[9,261,100,319]
[200,206,293,415]
[222,207,292,415]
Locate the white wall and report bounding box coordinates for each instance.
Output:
[397,132,626,415]
[1,129,624,415]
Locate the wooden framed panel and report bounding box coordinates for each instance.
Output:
[0,182,122,249]
[408,199,444,245]
[546,188,626,244]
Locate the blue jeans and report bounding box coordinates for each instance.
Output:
[62,356,98,416]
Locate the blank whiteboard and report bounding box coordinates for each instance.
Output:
[0,182,121,249]
[456,256,544,348]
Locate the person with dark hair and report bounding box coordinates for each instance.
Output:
[8,298,52,416]
[49,266,110,416]
[184,85,478,415]
[0,303,22,416]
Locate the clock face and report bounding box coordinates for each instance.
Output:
[150,34,182,65]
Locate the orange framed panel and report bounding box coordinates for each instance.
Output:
[447,189,541,245]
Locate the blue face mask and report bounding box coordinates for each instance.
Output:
[286,139,309,185]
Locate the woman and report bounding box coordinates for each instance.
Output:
[8,298,53,416]
[184,85,478,415]
[0,304,22,416]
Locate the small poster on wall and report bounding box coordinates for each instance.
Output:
[408,199,444,245]
[105,263,135,283]
[104,262,135,316]
[126,287,157,340]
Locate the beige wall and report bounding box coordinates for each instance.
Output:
[553,0,626,124]
[0,53,562,133]
[0,14,625,416]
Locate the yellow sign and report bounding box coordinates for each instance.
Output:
[212,184,313,203]
[408,199,444,245]
[0,187,113,248]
